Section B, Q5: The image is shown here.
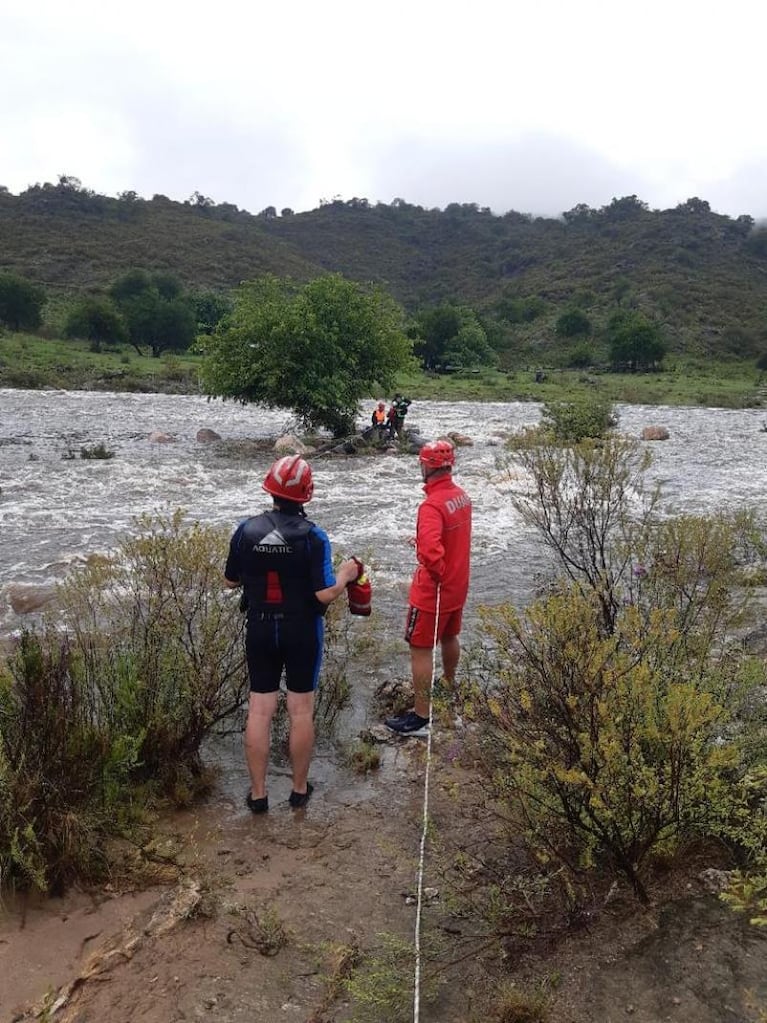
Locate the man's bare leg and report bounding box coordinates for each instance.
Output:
[410,645,435,719]
[441,635,461,684]
[286,690,315,794]
[245,691,279,800]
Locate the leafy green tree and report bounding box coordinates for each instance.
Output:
[564,341,596,369]
[110,271,196,357]
[410,303,495,371]
[199,273,412,436]
[64,297,128,350]
[494,293,545,324]
[190,290,232,335]
[607,311,666,371]
[0,273,46,331]
[600,194,649,220]
[555,308,591,337]
[746,228,767,259]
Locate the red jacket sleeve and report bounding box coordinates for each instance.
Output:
[416,503,445,583]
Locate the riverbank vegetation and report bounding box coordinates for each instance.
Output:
[3,179,767,411]
[2,330,766,410]
[0,511,364,895]
[466,437,767,906]
[0,513,246,892]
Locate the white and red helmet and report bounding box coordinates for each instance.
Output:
[262,455,314,503]
[419,440,456,471]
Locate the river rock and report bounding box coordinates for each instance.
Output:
[196,428,222,443]
[274,434,309,455]
[641,426,670,441]
[446,431,474,446]
[5,581,57,614]
[148,431,175,444]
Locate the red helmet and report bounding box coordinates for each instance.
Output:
[262,455,314,502]
[419,440,455,470]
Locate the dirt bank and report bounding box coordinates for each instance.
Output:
[2,733,766,1023]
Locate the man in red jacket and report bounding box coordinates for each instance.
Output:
[385,440,472,736]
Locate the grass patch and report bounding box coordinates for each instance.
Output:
[394,358,765,408]
[0,331,764,408]
[0,332,201,393]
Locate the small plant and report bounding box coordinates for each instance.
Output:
[309,940,362,1020]
[479,981,551,1023]
[345,933,436,1023]
[346,738,381,774]
[228,904,288,956]
[79,441,115,459]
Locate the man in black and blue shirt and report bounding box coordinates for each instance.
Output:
[225,455,358,813]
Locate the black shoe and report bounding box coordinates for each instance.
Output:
[246,792,268,814]
[384,711,430,737]
[289,782,314,809]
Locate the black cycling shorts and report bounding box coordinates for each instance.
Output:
[245,613,324,694]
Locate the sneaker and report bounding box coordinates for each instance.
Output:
[246,792,268,814]
[384,711,430,737]
[289,782,314,809]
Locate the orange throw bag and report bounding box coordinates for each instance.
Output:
[347,557,372,617]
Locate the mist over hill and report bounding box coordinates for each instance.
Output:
[2,180,767,362]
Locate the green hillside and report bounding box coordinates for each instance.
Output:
[1,182,767,361]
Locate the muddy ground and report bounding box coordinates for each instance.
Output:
[2,728,767,1023]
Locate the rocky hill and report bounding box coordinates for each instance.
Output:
[2,182,767,359]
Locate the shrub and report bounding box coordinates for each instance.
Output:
[539,399,617,443]
[469,435,767,901]
[0,511,249,891]
[564,341,596,369]
[0,632,141,892]
[555,309,590,338]
[80,442,115,459]
[64,297,128,348]
[56,510,248,794]
[0,273,46,331]
[473,585,744,901]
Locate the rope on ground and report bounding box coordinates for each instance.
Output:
[413,584,441,1023]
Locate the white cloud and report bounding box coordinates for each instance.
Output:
[1,0,766,216]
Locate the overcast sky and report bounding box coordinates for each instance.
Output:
[2,0,766,219]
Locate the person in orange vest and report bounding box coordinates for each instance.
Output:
[224,456,359,811]
[386,440,472,736]
[371,400,388,436]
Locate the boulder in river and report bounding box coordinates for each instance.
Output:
[641,426,670,441]
[196,428,222,443]
[5,582,57,614]
[274,434,309,455]
[148,431,176,444]
[446,431,474,447]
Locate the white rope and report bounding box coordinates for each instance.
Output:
[413,584,441,1023]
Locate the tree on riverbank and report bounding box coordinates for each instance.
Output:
[199,273,413,436]
[110,270,197,358]
[0,272,46,331]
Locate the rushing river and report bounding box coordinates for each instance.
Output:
[3,388,767,807]
[2,388,767,642]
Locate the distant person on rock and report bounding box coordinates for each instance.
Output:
[388,394,412,438]
[224,456,359,812]
[371,400,388,437]
[385,440,472,737]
